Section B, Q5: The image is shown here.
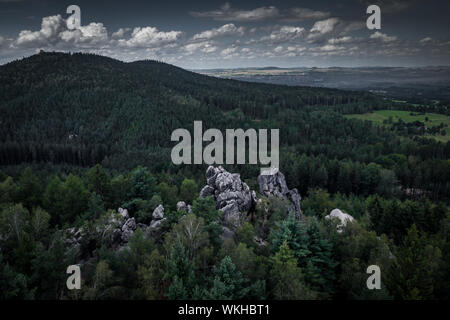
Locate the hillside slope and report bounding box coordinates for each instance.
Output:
[0,52,381,170]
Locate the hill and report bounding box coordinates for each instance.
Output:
[0,51,379,171]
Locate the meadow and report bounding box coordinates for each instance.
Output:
[345,110,450,142]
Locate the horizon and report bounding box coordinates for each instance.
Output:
[2,50,450,71]
[0,0,449,68]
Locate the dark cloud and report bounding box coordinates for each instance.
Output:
[190,2,330,22]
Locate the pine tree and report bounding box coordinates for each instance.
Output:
[388,224,440,300]
[164,239,196,299]
[269,241,316,300]
[204,256,248,300]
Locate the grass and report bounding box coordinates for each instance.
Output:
[345,110,450,143]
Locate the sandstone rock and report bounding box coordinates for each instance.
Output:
[257,170,302,219]
[121,217,136,242]
[118,207,129,219]
[149,217,167,230]
[152,204,164,220]
[325,208,354,233]
[200,185,215,197]
[200,166,254,229]
[176,201,192,213]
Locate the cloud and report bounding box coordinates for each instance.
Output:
[370,31,397,42]
[112,28,131,39]
[16,15,66,47]
[420,37,432,44]
[260,26,305,44]
[118,27,183,48]
[284,8,330,22]
[14,14,108,48]
[310,18,340,34]
[220,46,239,59]
[328,36,355,44]
[190,2,329,22]
[183,41,218,54]
[59,23,108,45]
[192,23,244,40]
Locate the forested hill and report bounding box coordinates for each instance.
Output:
[0,51,379,170]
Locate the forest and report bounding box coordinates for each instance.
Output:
[0,52,448,300]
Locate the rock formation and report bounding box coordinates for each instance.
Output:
[176,201,192,213]
[325,208,354,233]
[67,204,167,254]
[257,169,302,219]
[149,204,167,229]
[200,166,255,229]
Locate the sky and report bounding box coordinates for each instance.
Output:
[0,0,449,68]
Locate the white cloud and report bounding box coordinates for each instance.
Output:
[112,28,131,39]
[318,44,345,52]
[59,23,108,44]
[420,37,432,44]
[192,24,244,40]
[274,46,284,53]
[16,15,66,47]
[221,46,237,55]
[370,31,397,42]
[328,36,353,44]
[260,26,305,44]
[183,41,218,54]
[14,14,108,48]
[310,18,340,34]
[119,27,183,48]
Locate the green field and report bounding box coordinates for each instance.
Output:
[345,110,450,142]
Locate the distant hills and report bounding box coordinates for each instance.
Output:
[0,51,378,171]
[197,66,450,102]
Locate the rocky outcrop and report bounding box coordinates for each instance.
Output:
[149,204,167,230]
[152,204,164,220]
[121,217,136,242]
[257,169,302,219]
[200,166,254,229]
[176,201,192,213]
[325,208,354,233]
[67,204,167,254]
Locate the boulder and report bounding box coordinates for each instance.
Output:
[325,208,354,233]
[152,204,165,220]
[149,218,167,230]
[176,201,192,213]
[200,166,254,229]
[257,169,302,219]
[118,207,129,219]
[121,217,136,242]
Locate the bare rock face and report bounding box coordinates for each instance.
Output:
[149,204,166,230]
[118,207,129,219]
[325,208,354,233]
[176,201,192,213]
[152,204,165,220]
[257,170,302,219]
[200,166,254,229]
[121,217,136,242]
